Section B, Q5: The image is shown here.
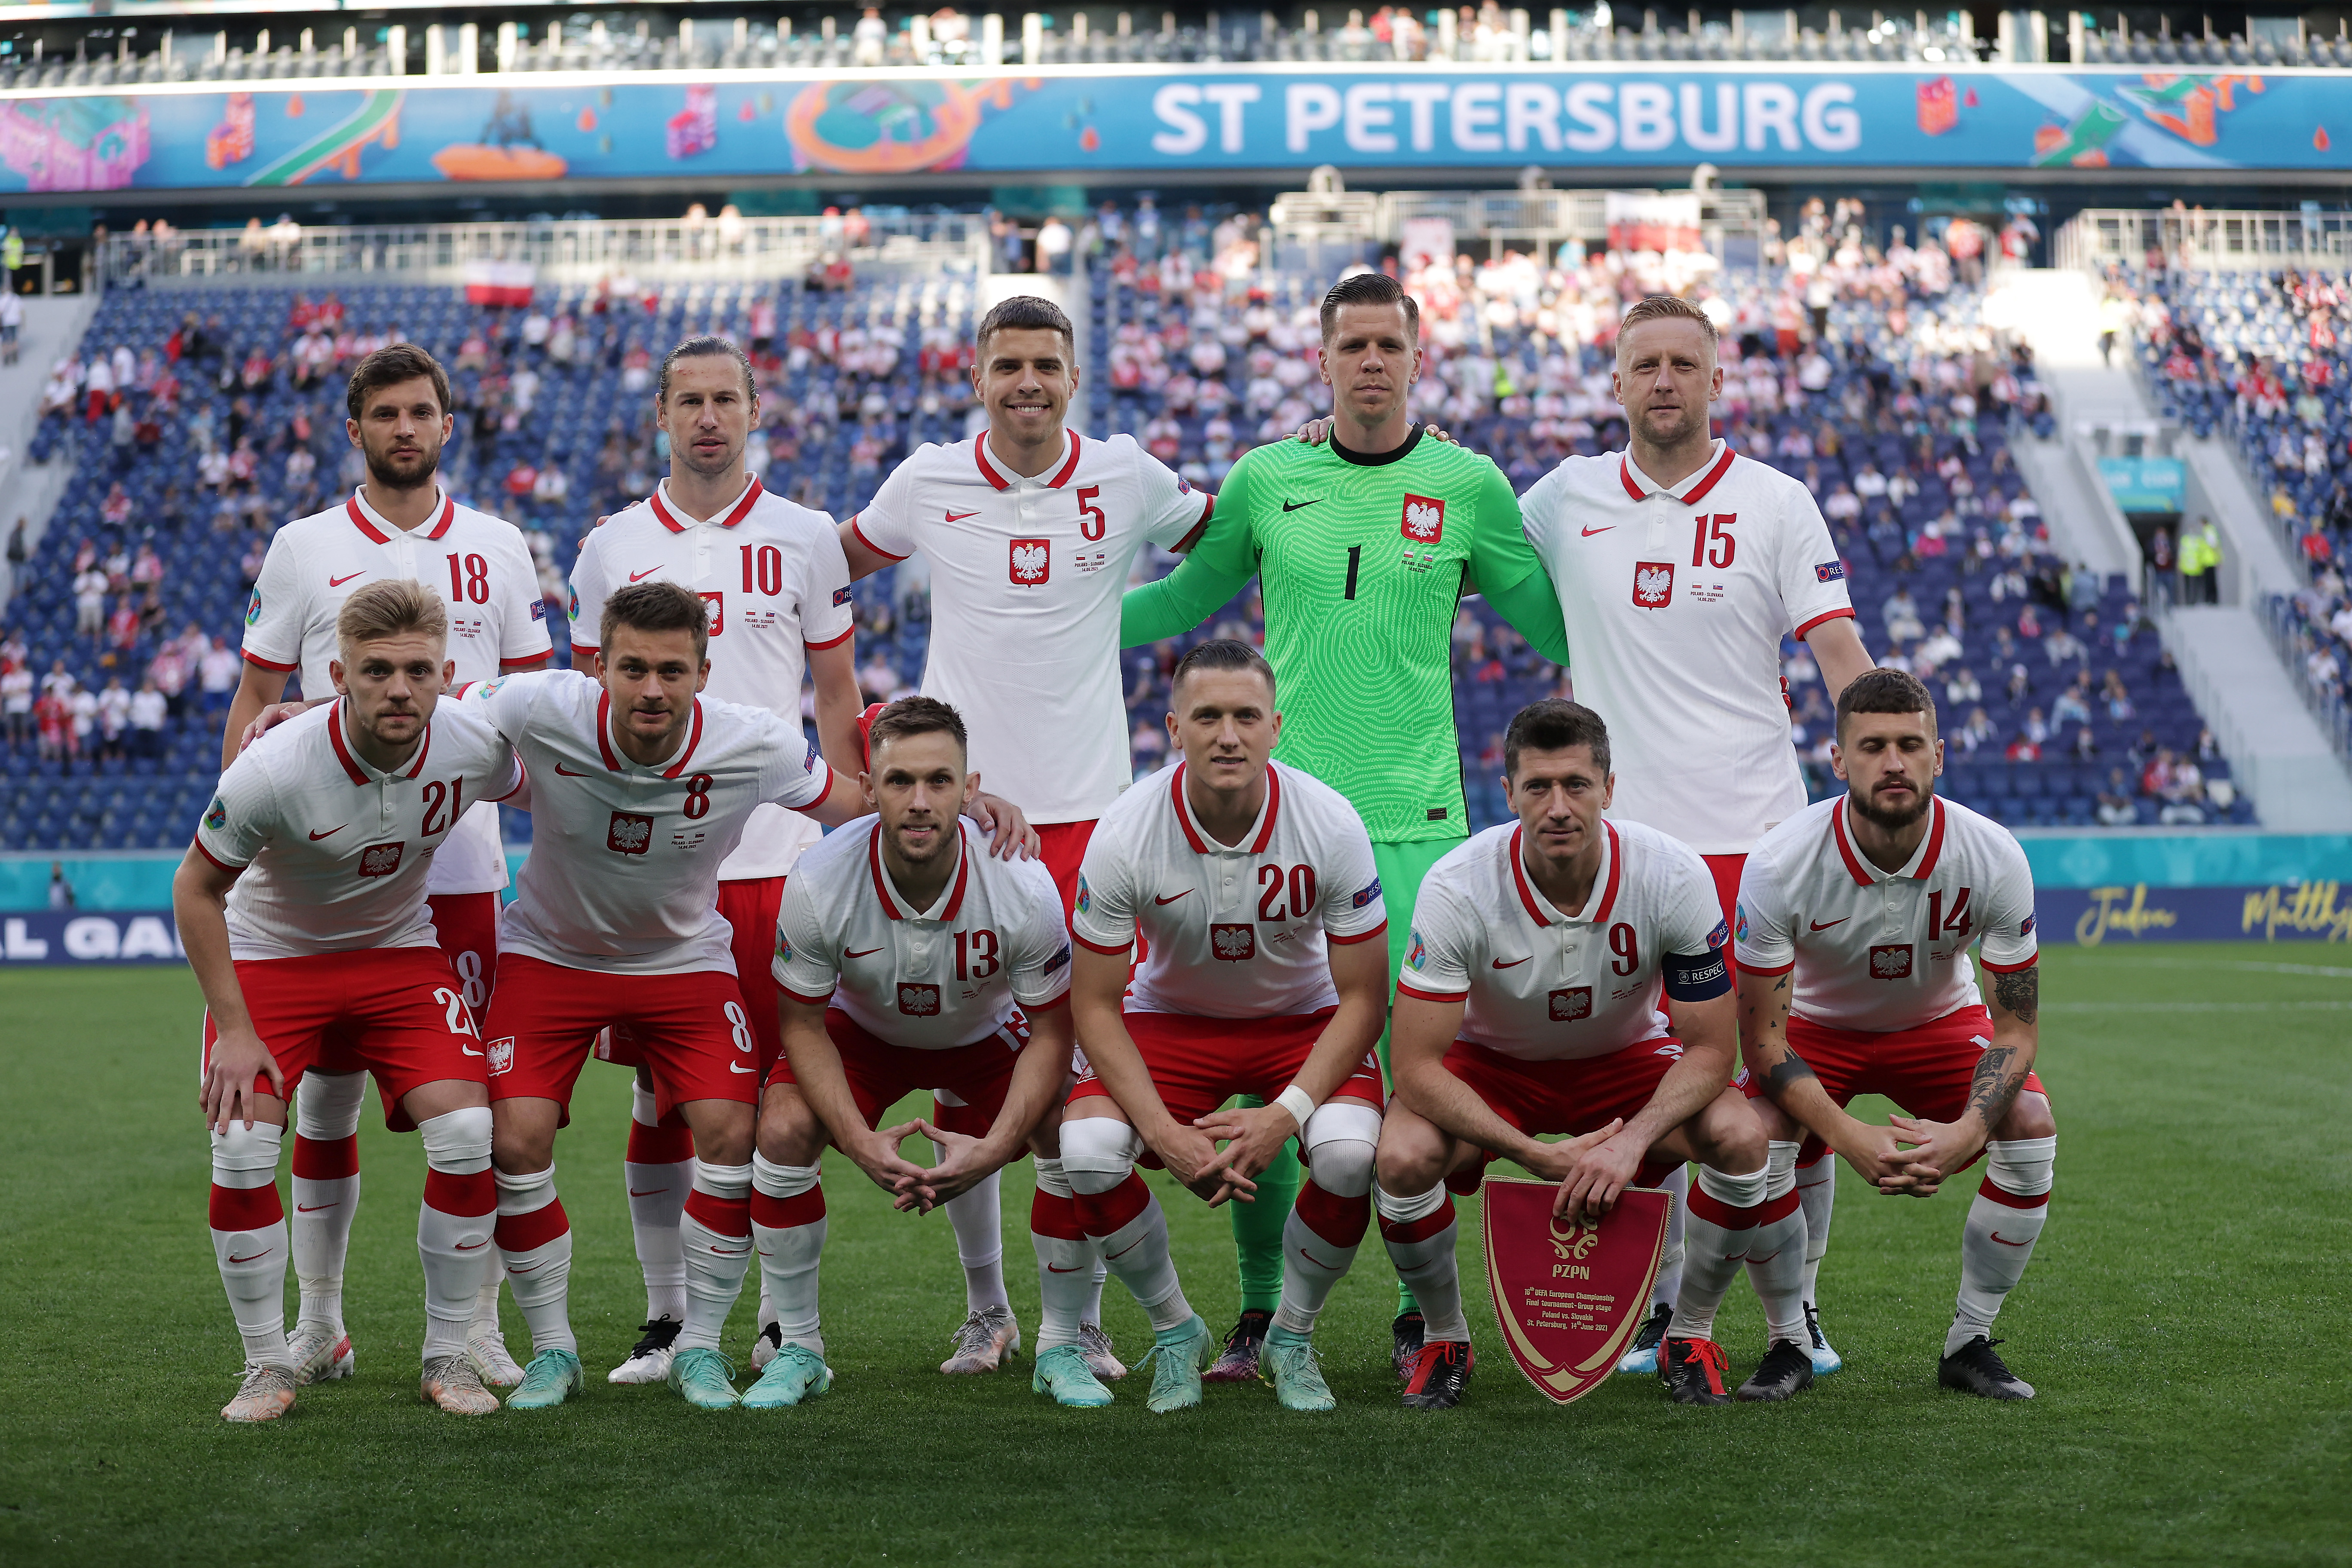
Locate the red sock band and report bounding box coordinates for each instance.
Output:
[1294,1179,1372,1249]
[1074,1171,1152,1238]
[423,1167,496,1217]
[495,1198,569,1254]
[684,1189,752,1238]
[209,1182,283,1231]
[750,1185,826,1229]
[291,1133,359,1181]
[1378,1194,1456,1246]
[1977,1179,2051,1210]
[1686,1184,1751,1230]
[626,1121,696,1165]
[1029,1187,1085,1242]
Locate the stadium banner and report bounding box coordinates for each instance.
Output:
[2,67,2348,195]
[1482,1178,1668,1406]
[2044,881,2352,945]
[0,907,185,965]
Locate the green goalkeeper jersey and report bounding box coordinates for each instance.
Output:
[1122,428,1570,844]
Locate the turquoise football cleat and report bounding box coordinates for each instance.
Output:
[741,1343,833,1409]
[1615,1303,1673,1376]
[1804,1304,1844,1376]
[505,1348,584,1410]
[1263,1326,1337,1412]
[668,1345,741,1410]
[1136,1314,1212,1414]
[1031,1344,1115,1408]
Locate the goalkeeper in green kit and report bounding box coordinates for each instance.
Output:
[1121,271,1572,1382]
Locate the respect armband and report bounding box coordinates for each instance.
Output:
[1662,946,1732,1002]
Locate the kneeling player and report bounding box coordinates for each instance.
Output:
[745,697,1089,1407]
[1375,700,1815,1408]
[1734,669,2053,1400]
[1060,640,1391,1414]
[177,581,524,1421]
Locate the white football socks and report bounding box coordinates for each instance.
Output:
[1029,1156,1091,1354]
[937,1153,1011,1314]
[414,1107,496,1361]
[1950,1137,2055,1355]
[750,1154,827,1355]
[1271,1106,1378,1337]
[289,1070,364,1339]
[1375,1181,1466,1344]
[623,1080,692,1325]
[494,1164,576,1355]
[1651,1163,1689,1314]
[1795,1146,1836,1311]
[209,1120,290,1366]
[677,1159,754,1353]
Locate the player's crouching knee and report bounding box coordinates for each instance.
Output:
[1374,1126,1450,1200]
[756,1093,827,1167]
[1997,1093,2057,1143]
[1057,1115,1136,1195]
[418,1104,494,1174]
[1693,1094,1770,1177]
[1302,1101,1382,1198]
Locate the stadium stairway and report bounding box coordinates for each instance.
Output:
[0,294,100,608]
[2003,267,2352,830]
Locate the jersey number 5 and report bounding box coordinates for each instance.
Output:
[1077,486,1106,542]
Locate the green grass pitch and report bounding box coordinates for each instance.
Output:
[3,944,2346,1566]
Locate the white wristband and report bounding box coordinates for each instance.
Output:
[1273,1084,1317,1129]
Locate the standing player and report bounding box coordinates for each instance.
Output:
[1058,641,1390,1414]
[1516,293,1875,1377]
[1733,670,2053,1400]
[745,697,1079,1408]
[1120,272,1572,1380]
[569,335,863,1386]
[227,343,552,1391]
[1373,700,1812,1410]
[837,294,1214,1376]
[178,582,524,1421]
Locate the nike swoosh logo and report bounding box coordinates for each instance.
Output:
[1296,1246,1340,1270]
[509,1262,541,1274]
[1491,956,1530,969]
[1280,498,1322,512]
[455,1239,488,1251]
[294,1203,338,1213]
[459,1044,484,1057]
[1579,524,1615,537]
[1740,1248,1784,1265]
[227,1250,272,1264]
[1810,917,1850,931]
[554,764,589,776]
[709,1244,751,1255]
[1045,1263,1081,1273]
[1154,890,1192,905]
[845,946,883,958]
[309,826,345,840]
[1106,1237,1146,1260]
[628,567,664,582]
[945,509,981,522]
[1990,1231,2034,1247]
[729,1063,756,1074]
[328,572,365,587]
[628,1188,668,1197]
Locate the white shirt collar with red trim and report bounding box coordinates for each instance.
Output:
[1169,760,1280,855]
[1507,819,1621,928]
[594,689,706,778]
[974,430,1083,492]
[326,697,433,785]
[1617,440,1737,506]
[866,818,972,922]
[346,486,455,545]
[648,475,763,533]
[1828,795,1947,887]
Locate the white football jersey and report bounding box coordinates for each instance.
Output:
[571,475,855,880]
[772,816,1072,1049]
[242,487,553,893]
[1072,760,1386,1020]
[849,431,1214,824]
[1519,441,1856,855]
[1397,818,1726,1062]
[464,671,832,976]
[1735,793,2038,1032]
[194,697,522,962]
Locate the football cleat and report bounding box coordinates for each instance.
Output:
[606,1317,682,1385]
[1202,1309,1270,1384]
[286,1324,354,1386]
[1390,1311,1427,1381]
[1032,1344,1116,1408]
[1661,1337,1733,1406]
[506,1348,584,1410]
[750,1320,783,1372]
[420,1353,500,1415]
[742,1343,833,1409]
[467,1329,525,1389]
[1614,1302,1674,1376]
[1401,1339,1474,1411]
[1263,1327,1337,1412]
[940,1305,1021,1374]
[1077,1322,1127,1382]
[1804,1302,1844,1375]
[1136,1313,1212,1414]
[1736,1340,1816,1403]
[1939,1335,2035,1400]
[221,1361,297,1424]
[669,1345,741,1409]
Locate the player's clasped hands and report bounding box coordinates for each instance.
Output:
[1531,1118,1634,1227]
[841,1118,937,1204]
[1836,1114,1949,1197]
[1153,1120,1259,1209]
[894,1118,998,1215]
[1190,1102,1299,1194]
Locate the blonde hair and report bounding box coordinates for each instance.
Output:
[335,578,447,662]
[1617,294,1720,359]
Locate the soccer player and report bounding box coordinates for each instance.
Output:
[837,294,1213,1375]
[1734,669,2052,1400]
[178,581,524,1422]
[1517,293,1876,1377]
[568,335,864,1386]
[745,697,1080,1408]
[227,343,552,1391]
[1120,271,1572,1380]
[1058,640,1390,1414]
[1375,699,1812,1409]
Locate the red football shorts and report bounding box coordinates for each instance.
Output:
[766,1006,1039,1138]
[595,874,788,1081]
[1742,1002,2050,1167]
[1439,1036,1687,1191]
[1067,1007,1385,1126]
[481,954,760,1125]
[1035,820,1097,928]
[202,946,487,1132]
[424,890,502,1015]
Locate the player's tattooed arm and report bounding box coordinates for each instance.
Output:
[1761,1043,1819,1097]
[1991,965,2040,1024]
[1964,1044,2026,1132]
